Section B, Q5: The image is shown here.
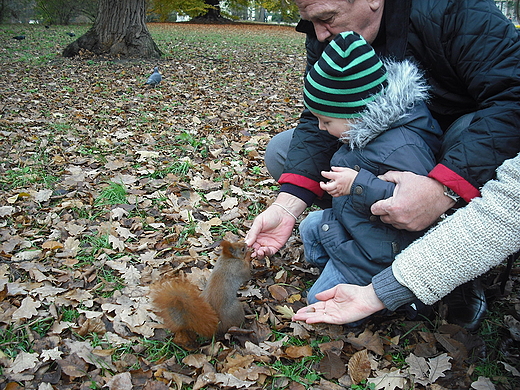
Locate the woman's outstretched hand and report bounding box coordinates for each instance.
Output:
[292,284,385,325]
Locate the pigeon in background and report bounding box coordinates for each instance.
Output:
[145,66,162,87]
[66,32,75,37]
[13,35,25,40]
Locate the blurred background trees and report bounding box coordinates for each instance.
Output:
[1,0,301,24]
[0,0,518,26]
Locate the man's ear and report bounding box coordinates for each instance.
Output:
[367,0,384,12]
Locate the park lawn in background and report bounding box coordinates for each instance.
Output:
[0,22,519,390]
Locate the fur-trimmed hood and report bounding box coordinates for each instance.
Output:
[345,60,430,149]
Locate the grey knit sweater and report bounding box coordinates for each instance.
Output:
[373,153,520,310]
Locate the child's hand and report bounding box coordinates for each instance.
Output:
[320,167,359,197]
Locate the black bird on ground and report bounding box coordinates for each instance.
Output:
[13,35,25,40]
[66,32,76,37]
[145,66,162,87]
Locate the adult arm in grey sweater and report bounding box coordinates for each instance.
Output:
[373,153,520,310]
[294,153,520,325]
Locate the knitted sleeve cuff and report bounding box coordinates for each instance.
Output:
[279,183,316,207]
[372,266,417,311]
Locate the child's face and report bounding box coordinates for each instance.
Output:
[313,112,351,138]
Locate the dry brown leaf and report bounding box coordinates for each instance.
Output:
[42,240,63,250]
[75,317,106,336]
[320,350,346,380]
[504,315,520,341]
[434,333,467,359]
[289,322,310,339]
[348,349,371,384]
[284,344,313,359]
[105,372,132,390]
[346,328,384,356]
[224,354,255,372]
[317,378,346,390]
[268,284,289,301]
[288,381,306,390]
[0,284,7,302]
[4,383,24,390]
[318,340,344,355]
[56,353,89,380]
[182,353,211,368]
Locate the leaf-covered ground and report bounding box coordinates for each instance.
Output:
[1,22,519,390]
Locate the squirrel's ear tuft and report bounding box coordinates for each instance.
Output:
[220,240,232,256]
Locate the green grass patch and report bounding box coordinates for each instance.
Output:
[94,182,128,207]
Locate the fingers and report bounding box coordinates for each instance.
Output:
[377,170,402,183]
[295,302,325,314]
[251,245,276,260]
[293,302,328,323]
[321,170,336,181]
[314,285,339,301]
[320,181,334,191]
[370,197,391,216]
[245,216,263,247]
[330,166,349,172]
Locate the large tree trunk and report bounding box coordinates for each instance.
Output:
[192,0,232,23]
[63,0,161,58]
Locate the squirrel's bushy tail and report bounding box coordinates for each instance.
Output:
[151,277,219,347]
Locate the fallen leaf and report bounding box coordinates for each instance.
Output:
[471,376,497,390]
[6,351,39,374]
[320,350,346,380]
[500,361,520,376]
[346,328,384,356]
[504,315,520,341]
[274,304,295,319]
[12,296,41,320]
[105,372,132,390]
[285,345,313,359]
[268,284,289,301]
[42,240,63,250]
[348,349,371,384]
[406,352,451,386]
[368,369,407,390]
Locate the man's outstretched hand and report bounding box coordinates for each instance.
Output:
[371,171,455,231]
[245,193,307,259]
[292,284,385,325]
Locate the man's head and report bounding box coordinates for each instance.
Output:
[294,0,384,43]
[303,31,387,137]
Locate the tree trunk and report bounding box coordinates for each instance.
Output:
[192,0,232,23]
[63,0,161,58]
[205,0,221,19]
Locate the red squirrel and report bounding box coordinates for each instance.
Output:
[151,240,251,348]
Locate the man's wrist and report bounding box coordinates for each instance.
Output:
[274,192,307,219]
[443,185,461,203]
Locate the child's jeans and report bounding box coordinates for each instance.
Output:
[299,210,351,304]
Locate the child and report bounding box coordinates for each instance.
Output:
[299,31,442,305]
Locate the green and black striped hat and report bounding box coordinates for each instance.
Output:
[304,31,388,119]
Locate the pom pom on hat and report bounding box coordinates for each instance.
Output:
[304,31,387,118]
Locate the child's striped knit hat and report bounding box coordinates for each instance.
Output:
[304,31,388,119]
